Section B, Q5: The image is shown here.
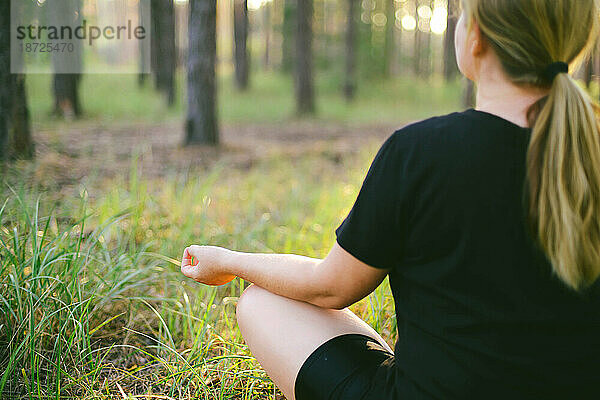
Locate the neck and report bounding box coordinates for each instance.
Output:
[475,62,548,128]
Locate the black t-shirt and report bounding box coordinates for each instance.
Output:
[335,109,600,399]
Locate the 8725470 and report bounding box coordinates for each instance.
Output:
[20,42,75,53]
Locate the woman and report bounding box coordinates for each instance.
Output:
[181,0,600,398]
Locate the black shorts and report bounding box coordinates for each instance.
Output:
[294,333,397,400]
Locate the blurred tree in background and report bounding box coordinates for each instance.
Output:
[444,0,459,81]
[151,0,177,106]
[0,0,33,161]
[234,0,250,90]
[383,0,395,76]
[11,0,85,121]
[261,0,272,69]
[295,0,315,115]
[281,0,296,73]
[344,0,358,101]
[186,0,219,145]
[49,0,83,118]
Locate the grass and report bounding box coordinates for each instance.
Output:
[0,145,397,399]
[26,68,463,126]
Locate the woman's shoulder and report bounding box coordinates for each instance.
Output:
[392,109,478,139]
[389,108,524,150]
[384,110,475,155]
[381,109,520,175]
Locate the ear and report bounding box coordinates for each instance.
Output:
[469,21,486,57]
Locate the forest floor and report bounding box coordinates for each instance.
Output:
[28,118,399,198]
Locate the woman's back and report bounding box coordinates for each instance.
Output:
[335,108,600,398]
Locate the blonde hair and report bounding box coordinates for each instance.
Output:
[462,0,600,290]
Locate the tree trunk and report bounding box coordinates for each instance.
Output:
[422,25,431,78]
[0,0,10,161]
[343,0,357,101]
[383,0,395,77]
[234,0,250,90]
[53,74,82,119]
[139,0,149,87]
[282,0,297,72]
[11,75,33,159]
[394,10,403,75]
[421,0,433,79]
[295,0,315,115]
[444,1,459,81]
[50,0,83,119]
[413,2,421,76]
[185,0,218,145]
[151,0,176,106]
[263,2,271,69]
[0,1,33,161]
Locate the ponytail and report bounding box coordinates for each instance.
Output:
[527,72,600,290]
[462,0,600,291]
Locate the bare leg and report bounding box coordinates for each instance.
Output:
[236,284,393,400]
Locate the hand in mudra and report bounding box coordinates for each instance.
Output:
[181,245,236,286]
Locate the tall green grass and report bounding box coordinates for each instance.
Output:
[0,187,255,398]
[1,146,396,399]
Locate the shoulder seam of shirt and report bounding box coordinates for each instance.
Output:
[394,111,466,136]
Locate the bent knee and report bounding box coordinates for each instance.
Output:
[236,284,270,325]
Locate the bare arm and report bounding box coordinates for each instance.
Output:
[181,242,390,309]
